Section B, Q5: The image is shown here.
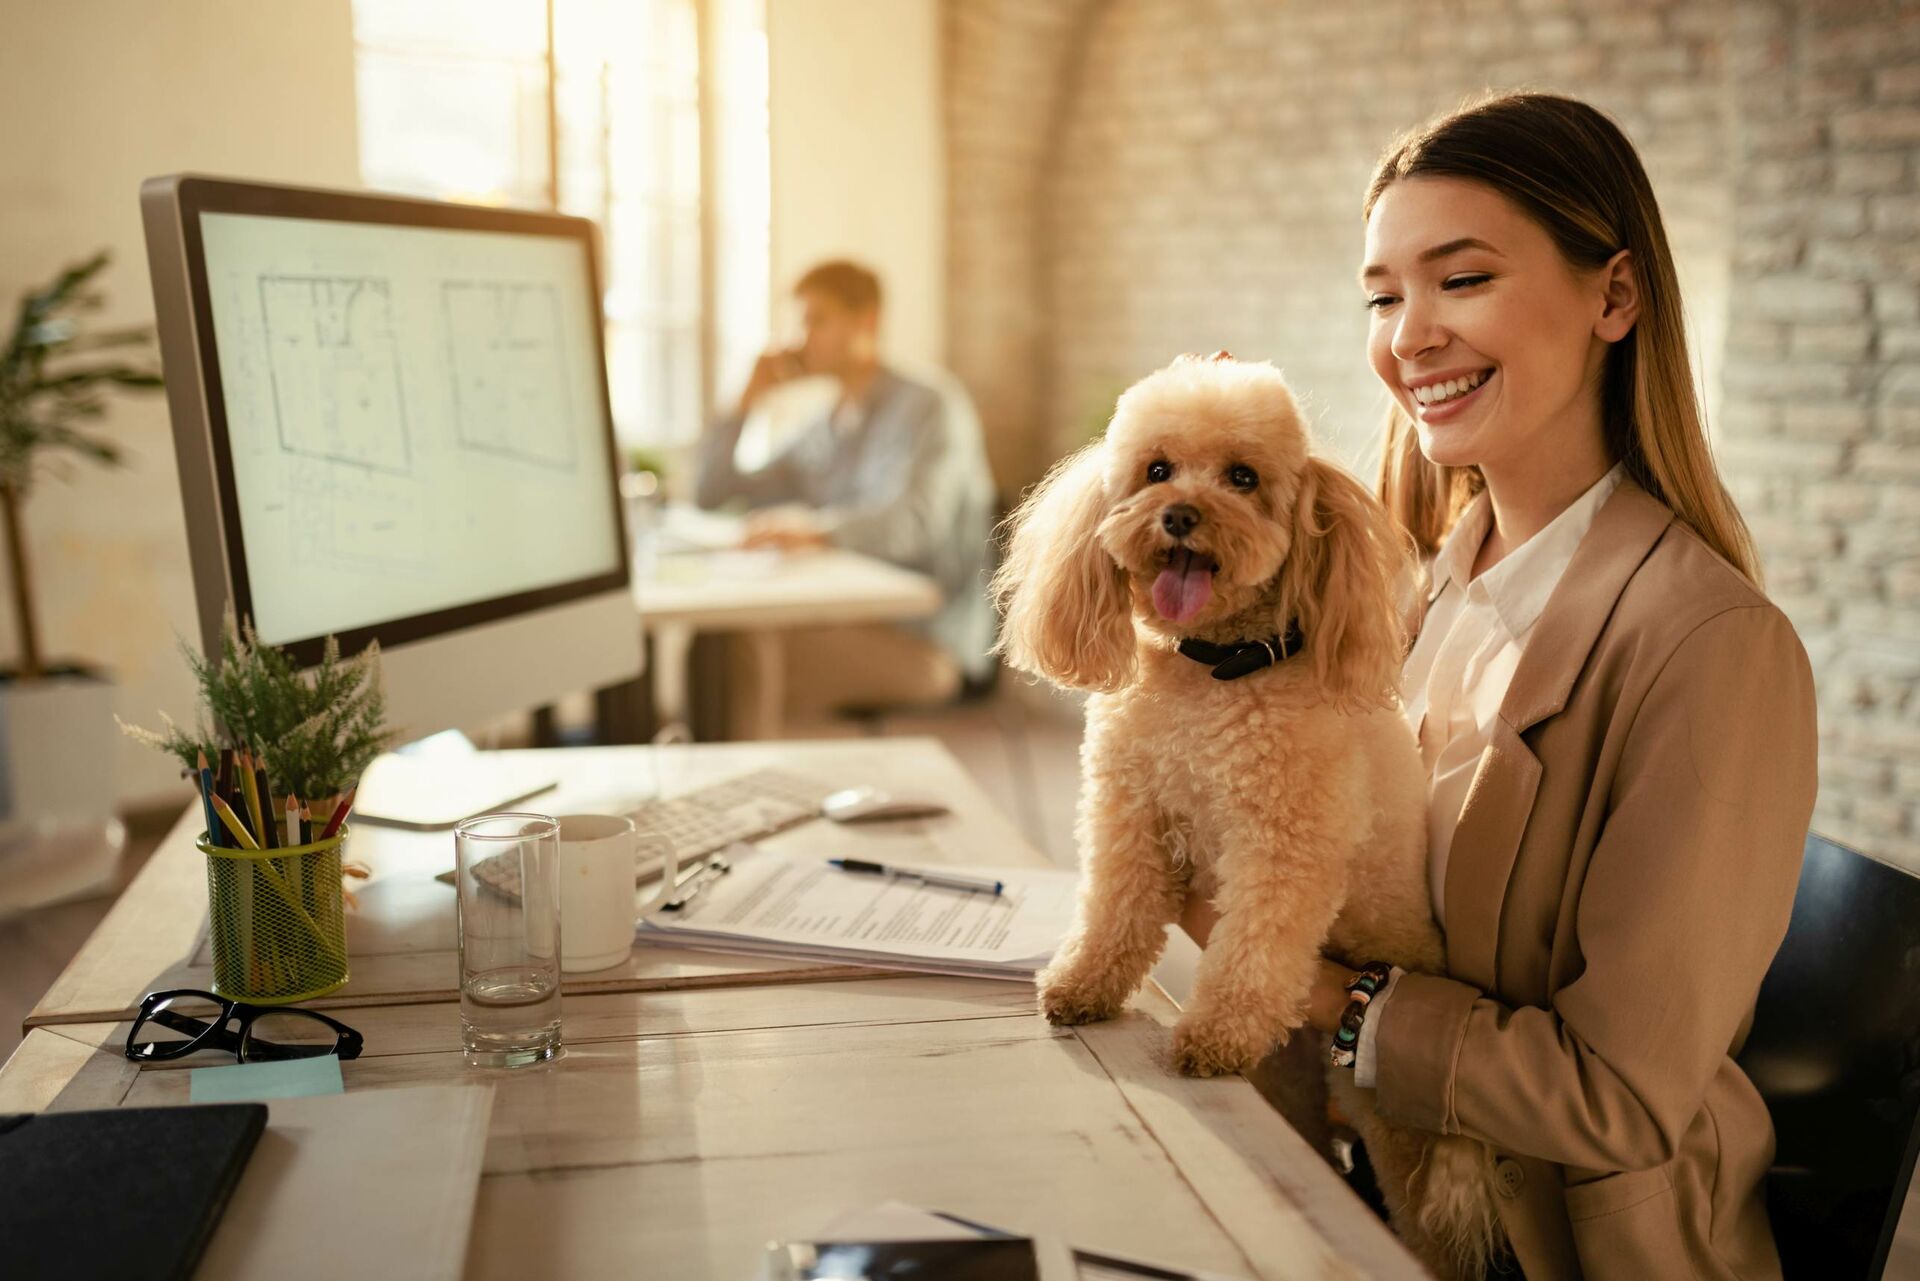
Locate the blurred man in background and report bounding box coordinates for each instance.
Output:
[695,260,996,724]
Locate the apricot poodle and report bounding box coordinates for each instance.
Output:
[992,353,1499,1279]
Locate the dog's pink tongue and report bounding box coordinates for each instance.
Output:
[1153,557,1213,623]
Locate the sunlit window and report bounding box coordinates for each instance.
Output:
[351,0,767,447]
[705,0,771,417]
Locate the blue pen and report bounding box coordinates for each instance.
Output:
[827,858,1004,896]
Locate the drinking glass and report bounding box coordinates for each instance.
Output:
[454,812,563,1067]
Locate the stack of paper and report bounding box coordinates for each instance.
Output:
[634,847,1079,980]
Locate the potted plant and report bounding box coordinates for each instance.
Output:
[0,251,164,913]
[122,618,396,809]
[122,620,396,1001]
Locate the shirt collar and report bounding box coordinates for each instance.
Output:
[1427,462,1627,638]
[829,366,895,439]
[1428,490,1491,604]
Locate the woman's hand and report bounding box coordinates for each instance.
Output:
[1306,958,1358,1035]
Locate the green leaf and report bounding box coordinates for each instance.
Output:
[36,424,119,465]
[35,364,163,392]
[121,617,398,802]
[0,248,161,483]
[65,326,158,352]
[19,319,77,352]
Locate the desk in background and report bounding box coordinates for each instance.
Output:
[629,505,943,740]
[638,547,940,740]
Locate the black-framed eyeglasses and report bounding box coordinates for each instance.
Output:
[125,989,364,1064]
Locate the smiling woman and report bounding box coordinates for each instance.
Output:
[1286,93,1820,1281]
[1363,176,1636,568]
[1361,97,1761,590]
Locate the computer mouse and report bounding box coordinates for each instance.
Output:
[820,787,950,823]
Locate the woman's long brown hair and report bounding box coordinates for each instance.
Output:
[1366,92,1763,587]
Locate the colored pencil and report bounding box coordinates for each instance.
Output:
[299,801,312,846]
[209,793,260,850]
[256,752,278,849]
[195,751,221,848]
[238,749,264,844]
[320,786,356,840]
[284,795,299,849]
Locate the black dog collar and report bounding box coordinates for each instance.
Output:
[1176,625,1305,681]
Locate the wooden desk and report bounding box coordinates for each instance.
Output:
[635,547,941,736]
[26,739,1033,1031]
[3,978,1425,1280]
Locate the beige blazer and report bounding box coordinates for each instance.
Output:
[1373,478,1818,1281]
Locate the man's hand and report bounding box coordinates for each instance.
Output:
[735,346,804,418]
[742,507,830,552]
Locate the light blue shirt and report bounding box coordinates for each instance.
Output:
[694,366,997,678]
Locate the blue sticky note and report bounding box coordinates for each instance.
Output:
[189,1054,345,1103]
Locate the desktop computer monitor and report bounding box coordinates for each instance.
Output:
[139,174,642,745]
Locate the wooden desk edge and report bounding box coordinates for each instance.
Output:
[25,961,921,1033]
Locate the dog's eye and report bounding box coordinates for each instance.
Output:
[1228,464,1259,491]
[1146,460,1172,484]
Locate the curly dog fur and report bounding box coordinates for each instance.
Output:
[993,353,1502,1279]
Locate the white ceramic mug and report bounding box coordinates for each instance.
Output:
[555,813,675,973]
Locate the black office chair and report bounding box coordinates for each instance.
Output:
[1736,832,1920,1281]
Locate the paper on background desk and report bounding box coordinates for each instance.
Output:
[635,847,1079,980]
[195,1083,492,1281]
[653,501,746,551]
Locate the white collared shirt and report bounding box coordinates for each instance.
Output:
[1353,461,1625,1088]
[1401,461,1626,928]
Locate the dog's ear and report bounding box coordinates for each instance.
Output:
[991,446,1136,692]
[1275,456,1411,709]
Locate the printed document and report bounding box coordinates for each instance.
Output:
[634,847,1079,980]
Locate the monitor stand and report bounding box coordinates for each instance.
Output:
[351,730,559,831]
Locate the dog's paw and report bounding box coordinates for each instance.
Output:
[1170,1012,1280,1077]
[1036,970,1126,1026]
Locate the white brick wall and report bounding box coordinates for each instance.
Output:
[943,0,1104,492]
[1722,0,1920,868]
[945,0,1920,869]
[1040,0,1732,466]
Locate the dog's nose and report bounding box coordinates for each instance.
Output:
[1161,504,1201,538]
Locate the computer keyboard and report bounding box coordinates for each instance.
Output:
[455,767,836,901]
[630,767,833,870]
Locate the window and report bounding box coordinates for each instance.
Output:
[352,0,768,447]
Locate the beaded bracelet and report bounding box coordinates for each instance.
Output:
[1328,960,1394,1069]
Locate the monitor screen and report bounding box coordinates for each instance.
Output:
[192,207,623,649]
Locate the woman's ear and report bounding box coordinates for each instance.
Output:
[1595,247,1640,343]
[1276,456,1412,708]
[991,446,1136,692]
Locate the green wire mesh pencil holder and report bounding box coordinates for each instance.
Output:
[198,825,352,1004]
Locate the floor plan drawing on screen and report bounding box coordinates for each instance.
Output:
[287,468,431,577]
[442,280,578,470]
[259,275,412,475]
